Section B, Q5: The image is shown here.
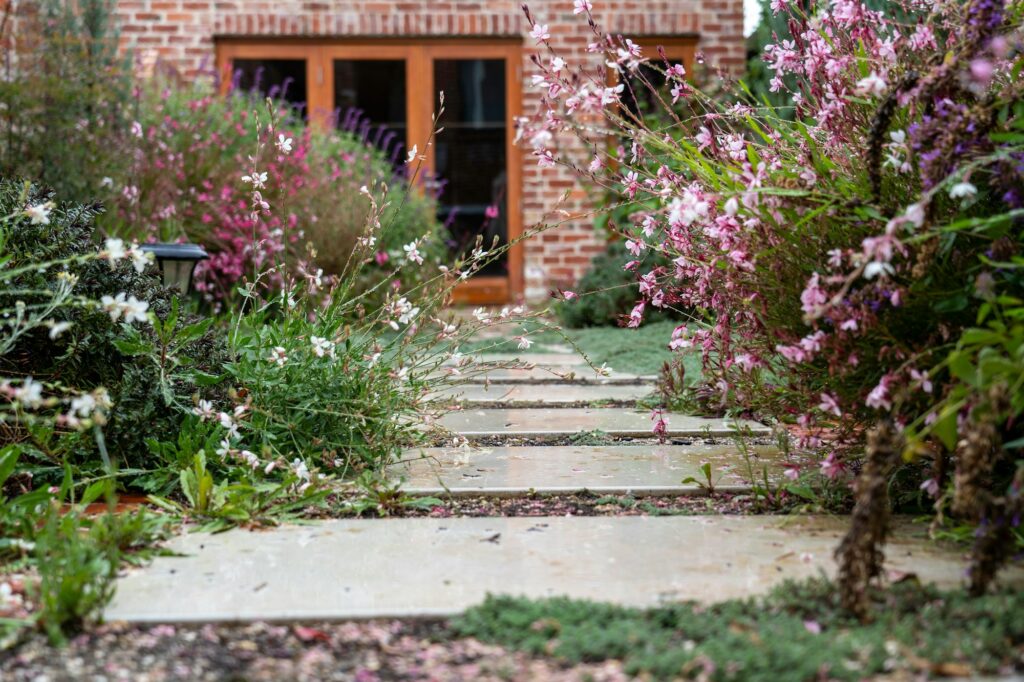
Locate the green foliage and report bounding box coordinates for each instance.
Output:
[0,181,229,475]
[0,0,132,203]
[454,578,1024,680]
[556,241,678,328]
[99,79,445,309]
[1,447,172,645]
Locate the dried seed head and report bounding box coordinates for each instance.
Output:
[836,420,902,621]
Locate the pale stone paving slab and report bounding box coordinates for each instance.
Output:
[390,444,783,496]
[446,353,588,366]
[438,407,770,438]
[105,516,1015,623]
[430,383,653,406]
[452,367,656,384]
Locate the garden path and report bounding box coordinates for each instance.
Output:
[104,346,1023,622]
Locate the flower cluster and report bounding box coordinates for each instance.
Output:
[524,0,1023,445]
[524,0,1024,598]
[100,74,443,309]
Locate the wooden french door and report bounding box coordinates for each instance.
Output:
[216,39,523,304]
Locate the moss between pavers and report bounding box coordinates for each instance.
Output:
[451,578,1024,681]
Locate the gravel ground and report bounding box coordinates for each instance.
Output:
[362,491,765,517]
[2,621,629,682]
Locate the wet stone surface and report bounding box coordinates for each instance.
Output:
[437,407,770,439]
[450,367,656,384]
[104,516,1006,623]
[429,382,654,406]
[390,444,783,496]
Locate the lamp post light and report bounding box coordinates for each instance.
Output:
[139,243,209,294]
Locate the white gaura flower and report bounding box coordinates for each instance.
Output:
[242,171,268,189]
[69,393,96,418]
[215,438,233,458]
[276,134,293,154]
[864,261,895,279]
[310,336,335,359]
[267,346,288,367]
[291,458,312,492]
[14,377,44,409]
[24,202,54,225]
[949,181,977,200]
[855,72,887,97]
[399,305,419,326]
[100,292,151,324]
[193,399,216,421]
[406,144,418,164]
[515,335,533,350]
[122,295,150,324]
[529,23,550,42]
[218,412,240,439]
[903,202,925,228]
[130,245,154,273]
[48,321,73,339]
[389,297,419,327]
[102,238,127,264]
[403,241,424,265]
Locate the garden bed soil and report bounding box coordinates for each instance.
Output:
[2,621,629,682]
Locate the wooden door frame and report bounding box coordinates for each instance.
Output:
[216,38,524,304]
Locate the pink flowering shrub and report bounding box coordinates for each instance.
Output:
[100,73,442,309]
[523,0,1023,600]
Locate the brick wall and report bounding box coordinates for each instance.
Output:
[114,0,745,301]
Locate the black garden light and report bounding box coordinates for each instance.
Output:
[140,243,209,294]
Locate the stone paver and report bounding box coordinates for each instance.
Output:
[438,407,770,438]
[452,367,656,384]
[391,444,782,496]
[105,516,1012,623]
[430,383,653,405]
[447,353,588,366]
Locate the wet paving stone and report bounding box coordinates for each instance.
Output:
[390,444,783,496]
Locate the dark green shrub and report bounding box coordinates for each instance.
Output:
[555,241,678,328]
[0,181,228,472]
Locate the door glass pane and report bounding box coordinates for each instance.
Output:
[433,59,507,276]
[334,60,407,165]
[231,59,308,117]
[619,59,686,126]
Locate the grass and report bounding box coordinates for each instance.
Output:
[451,578,1024,681]
[460,318,700,377]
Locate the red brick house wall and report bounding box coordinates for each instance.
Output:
[115,0,745,301]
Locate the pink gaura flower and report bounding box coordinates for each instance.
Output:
[909,368,933,393]
[820,453,846,479]
[529,23,550,43]
[818,392,842,417]
[650,408,668,442]
[920,478,940,497]
[627,301,645,328]
[865,374,894,411]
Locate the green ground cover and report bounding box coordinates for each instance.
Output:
[453,578,1024,681]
